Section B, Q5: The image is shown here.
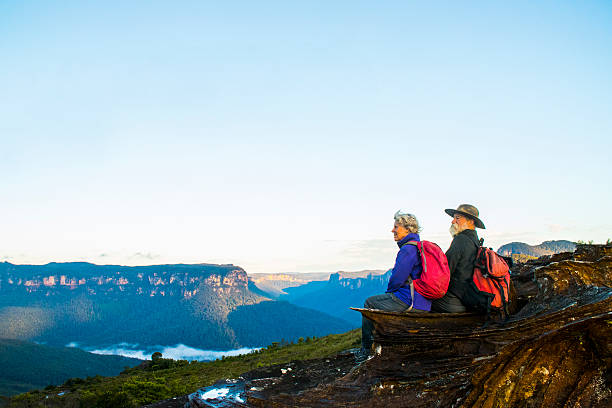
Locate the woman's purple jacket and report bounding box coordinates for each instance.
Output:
[386,233,432,311]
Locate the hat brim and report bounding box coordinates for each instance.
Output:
[445,209,486,229]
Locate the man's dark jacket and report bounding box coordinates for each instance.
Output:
[446,229,480,300]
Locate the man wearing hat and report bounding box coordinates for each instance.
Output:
[431,204,485,313]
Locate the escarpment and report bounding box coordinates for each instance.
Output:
[0,262,251,299]
[0,262,353,352]
[186,244,611,407]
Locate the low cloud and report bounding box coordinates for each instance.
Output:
[67,342,259,361]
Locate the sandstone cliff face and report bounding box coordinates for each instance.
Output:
[187,244,611,407]
[0,263,269,349]
[0,262,354,351]
[0,262,249,299]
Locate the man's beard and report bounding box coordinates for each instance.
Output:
[449,223,461,237]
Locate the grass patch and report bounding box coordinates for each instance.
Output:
[7,329,360,408]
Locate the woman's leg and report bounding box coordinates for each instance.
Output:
[361,293,409,351]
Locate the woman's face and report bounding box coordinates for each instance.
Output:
[392,221,410,242]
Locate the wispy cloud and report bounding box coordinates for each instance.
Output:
[128,252,160,261]
[67,342,259,361]
[93,251,163,264]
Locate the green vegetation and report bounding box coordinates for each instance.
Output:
[511,253,537,264]
[0,339,140,397]
[5,329,360,408]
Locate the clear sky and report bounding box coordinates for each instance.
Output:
[1,1,610,273]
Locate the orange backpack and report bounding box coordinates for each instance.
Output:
[464,239,511,317]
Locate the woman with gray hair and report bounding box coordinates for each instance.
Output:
[360,210,432,356]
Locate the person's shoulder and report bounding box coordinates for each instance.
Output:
[454,232,470,241]
[398,240,419,254]
[452,230,478,246]
[399,242,418,251]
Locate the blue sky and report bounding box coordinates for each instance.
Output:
[1,1,610,273]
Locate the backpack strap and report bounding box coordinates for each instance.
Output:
[492,278,510,320]
[405,278,414,312]
[402,241,426,274]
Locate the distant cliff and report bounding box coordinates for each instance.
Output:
[0,262,352,351]
[248,272,332,298]
[0,262,247,299]
[497,240,576,257]
[279,270,390,326]
[249,269,385,298]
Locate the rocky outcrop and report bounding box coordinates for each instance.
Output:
[184,244,611,407]
[497,240,576,258]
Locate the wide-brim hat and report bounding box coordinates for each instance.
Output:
[445,204,486,229]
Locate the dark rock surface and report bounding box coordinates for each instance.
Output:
[163,244,611,408]
[185,353,356,408]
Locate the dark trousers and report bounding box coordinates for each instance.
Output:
[361,293,425,351]
[431,291,467,313]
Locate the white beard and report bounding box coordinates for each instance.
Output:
[449,224,461,237]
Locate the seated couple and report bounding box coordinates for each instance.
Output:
[361,204,485,353]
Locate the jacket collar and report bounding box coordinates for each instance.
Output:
[397,233,420,248]
[458,229,480,246]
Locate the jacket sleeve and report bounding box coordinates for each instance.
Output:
[386,247,418,293]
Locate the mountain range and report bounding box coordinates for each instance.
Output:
[0,262,351,351]
[497,240,576,258]
[277,270,391,326]
[249,269,386,298]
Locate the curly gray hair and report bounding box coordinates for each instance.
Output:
[394,210,422,234]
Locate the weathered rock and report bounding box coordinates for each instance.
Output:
[182,353,356,408]
[183,244,612,407]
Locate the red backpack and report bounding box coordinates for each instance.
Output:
[405,241,450,299]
